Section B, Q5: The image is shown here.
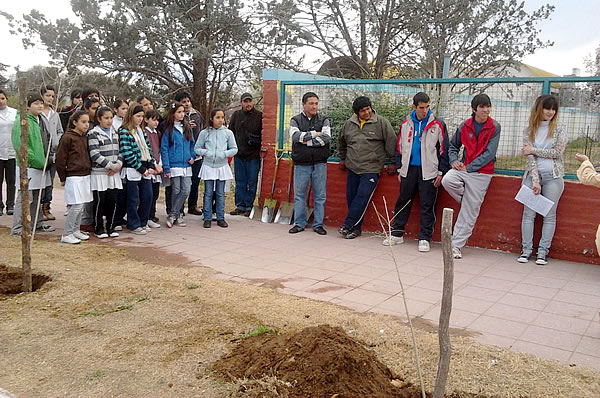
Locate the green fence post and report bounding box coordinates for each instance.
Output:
[278,82,286,149]
[542,79,551,95]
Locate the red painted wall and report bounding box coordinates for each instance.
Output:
[259,80,600,265]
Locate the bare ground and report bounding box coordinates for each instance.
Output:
[1,226,599,398]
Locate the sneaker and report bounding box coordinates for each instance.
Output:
[176,217,187,227]
[382,235,403,246]
[143,226,152,233]
[95,231,109,239]
[338,226,350,237]
[109,231,120,237]
[243,210,251,217]
[74,231,90,240]
[229,208,244,216]
[313,226,327,235]
[37,223,56,232]
[131,227,147,235]
[517,253,530,263]
[188,207,203,216]
[289,225,305,234]
[217,220,228,228]
[452,247,462,259]
[114,225,123,231]
[7,209,13,215]
[203,220,211,228]
[147,219,161,228]
[418,240,430,252]
[166,217,174,228]
[344,229,361,239]
[151,217,159,223]
[61,234,81,244]
[535,254,548,265]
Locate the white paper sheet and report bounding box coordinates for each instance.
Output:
[514,185,555,217]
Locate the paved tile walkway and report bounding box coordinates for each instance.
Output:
[2,189,599,373]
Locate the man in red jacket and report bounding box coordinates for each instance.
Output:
[442,94,501,259]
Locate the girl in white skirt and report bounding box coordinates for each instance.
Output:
[194,108,238,228]
[55,110,93,244]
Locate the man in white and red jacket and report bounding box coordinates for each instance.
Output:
[442,93,501,259]
[384,92,450,252]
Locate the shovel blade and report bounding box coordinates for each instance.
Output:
[261,205,274,223]
[249,205,263,221]
[275,201,294,224]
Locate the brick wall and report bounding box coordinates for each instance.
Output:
[260,80,600,265]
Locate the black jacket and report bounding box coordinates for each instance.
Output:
[229,107,263,160]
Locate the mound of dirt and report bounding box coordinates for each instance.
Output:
[212,324,424,398]
[0,264,51,298]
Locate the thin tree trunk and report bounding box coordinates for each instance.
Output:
[434,207,454,398]
[17,75,32,293]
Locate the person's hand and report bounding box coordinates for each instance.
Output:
[434,175,442,187]
[107,169,116,176]
[164,173,171,178]
[397,174,402,184]
[189,119,196,128]
[113,164,122,173]
[143,169,151,177]
[532,182,541,195]
[188,158,195,164]
[338,160,346,171]
[452,161,466,171]
[575,153,589,163]
[155,164,163,173]
[522,144,534,156]
[385,164,396,175]
[60,181,65,187]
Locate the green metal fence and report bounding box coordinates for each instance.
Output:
[277,76,600,179]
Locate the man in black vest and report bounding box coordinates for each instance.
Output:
[288,92,331,235]
[229,92,263,216]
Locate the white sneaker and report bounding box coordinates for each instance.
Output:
[418,240,430,252]
[143,226,151,233]
[452,247,462,259]
[114,225,123,231]
[131,227,147,235]
[382,235,403,246]
[147,219,161,228]
[95,232,109,239]
[74,231,90,240]
[109,231,120,237]
[166,217,174,228]
[61,234,81,244]
[176,217,187,227]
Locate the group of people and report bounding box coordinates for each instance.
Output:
[287,91,588,265]
[0,85,595,263]
[0,86,265,244]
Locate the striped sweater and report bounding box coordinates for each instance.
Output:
[88,125,123,174]
[118,126,155,173]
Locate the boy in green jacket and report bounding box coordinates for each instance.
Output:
[11,94,56,236]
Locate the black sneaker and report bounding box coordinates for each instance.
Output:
[188,208,203,216]
[289,225,305,234]
[535,254,548,265]
[344,229,362,239]
[517,253,530,263]
[313,226,327,235]
[203,220,211,228]
[151,217,159,223]
[217,220,228,228]
[229,208,244,216]
[6,208,13,215]
[338,226,350,237]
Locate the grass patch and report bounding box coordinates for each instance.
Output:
[87,370,105,380]
[81,297,150,317]
[241,325,279,339]
[186,284,200,290]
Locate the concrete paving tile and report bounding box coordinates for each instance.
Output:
[286,254,327,267]
[377,270,424,286]
[292,267,338,281]
[344,264,390,279]
[544,300,599,321]
[456,285,506,303]
[481,268,528,282]
[520,325,582,351]
[512,340,572,362]
[290,290,334,302]
[570,269,600,284]
[469,276,518,292]
[469,315,528,339]
[569,352,600,372]
[404,286,442,304]
[336,288,391,307]
[316,260,356,272]
[213,263,257,277]
[210,273,234,281]
[276,276,320,291]
[520,275,569,289]
[562,280,600,297]
[510,283,559,300]
[397,263,440,277]
[263,262,307,275]
[359,279,402,295]
[451,295,495,313]
[527,266,577,281]
[325,272,373,288]
[553,290,600,308]
[364,257,398,270]
[473,333,515,349]
[368,307,408,320]
[375,296,434,317]
[534,312,590,335]
[484,303,540,324]
[498,292,549,311]
[584,319,600,338]
[421,306,480,329]
[575,336,600,358]
[330,252,373,265]
[307,281,354,298]
[238,269,288,281]
[451,262,489,275]
[330,297,373,313]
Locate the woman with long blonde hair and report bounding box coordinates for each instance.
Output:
[518,94,566,265]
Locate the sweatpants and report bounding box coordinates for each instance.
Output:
[93,189,118,234]
[149,181,160,220]
[64,203,84,236]
[343,170,379,232]
[11,189,44,235]
[0,158,16,212]
[391,166,438,241]
[441,169,492,249]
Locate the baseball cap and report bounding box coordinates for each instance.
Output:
[240,92,253,101]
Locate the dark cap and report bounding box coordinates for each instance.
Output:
[240,92,253,101]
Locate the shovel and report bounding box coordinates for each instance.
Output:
[305,183,314,221]
[261,149,284,223]
[274,152,294,224]
[249,149,267,221]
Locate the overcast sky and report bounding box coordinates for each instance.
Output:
[1,0,598,78]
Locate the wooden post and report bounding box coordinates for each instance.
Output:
[434,207,454,398]
[17,75,32,293]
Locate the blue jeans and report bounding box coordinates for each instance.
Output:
[169,176,192,219]
[187,159,203,210]
[234,157,260,211]
[293,163,327,229]
[521,171,564,256]
[41,163,56,203]
[203,179,225,221]
[343,170,379,231]
[126,177,152,230]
